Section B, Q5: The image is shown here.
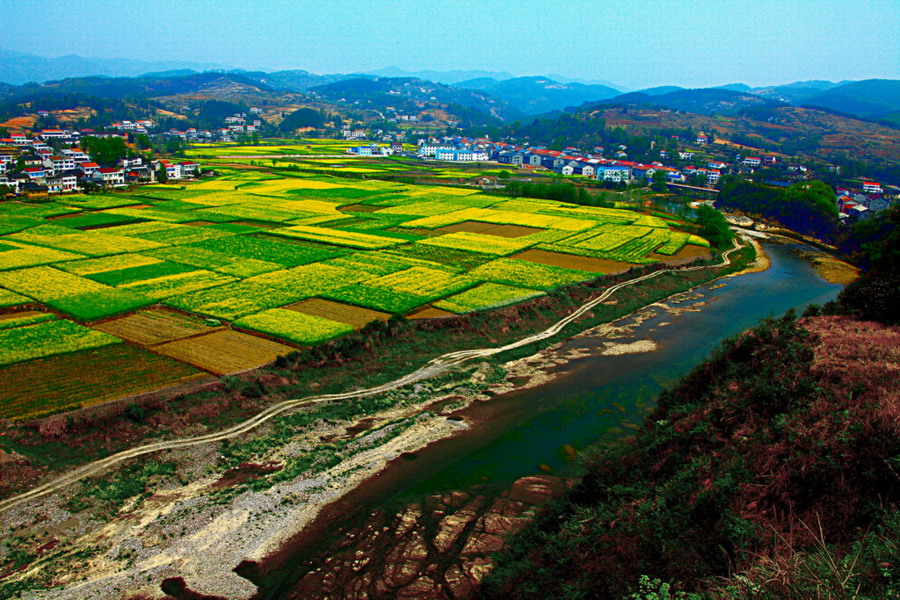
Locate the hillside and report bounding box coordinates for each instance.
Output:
[596,87,787,116]
[308,76,523,123]
[455,76,621,115]
[481,311,900,599]
[802,79,900,123]
[504,102,900,179]
[7,71,274,100]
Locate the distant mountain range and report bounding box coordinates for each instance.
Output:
[607,80,900,125]
[452,76,621,115]
[0,48,225,85]
[1,49,897,127]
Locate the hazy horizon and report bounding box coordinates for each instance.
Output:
[1,0,898,90]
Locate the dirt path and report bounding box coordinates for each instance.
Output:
[0,240,744,514]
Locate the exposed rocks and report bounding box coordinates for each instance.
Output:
[282,474,568,599]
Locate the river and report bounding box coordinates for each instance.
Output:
[250,240,844,598]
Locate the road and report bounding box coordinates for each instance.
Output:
[0,240,742,514]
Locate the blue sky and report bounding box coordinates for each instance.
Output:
[1,0,897,89]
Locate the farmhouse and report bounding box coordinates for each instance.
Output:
[597,165,631,183]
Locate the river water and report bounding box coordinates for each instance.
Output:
[252,240,844,597]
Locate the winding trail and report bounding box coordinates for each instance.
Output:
[0,240,743,514]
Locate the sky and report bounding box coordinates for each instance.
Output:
[1,0,898,90]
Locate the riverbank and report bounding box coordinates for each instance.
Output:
[480,313,900,600]
[0,243,755,599]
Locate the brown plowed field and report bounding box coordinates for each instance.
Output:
[338,204,384,213]
[439,221,545,238]
[286,298,390,329]
[153,330,294,375]
[0,345,206,420]
[512,249,636,273]
[93,309,219,346]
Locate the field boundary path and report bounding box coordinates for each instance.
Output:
[0,240,744,513]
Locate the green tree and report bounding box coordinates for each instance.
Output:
[134,134,152,150]
[81,136,128,166]
[695,205,733,250]
[156,164,168,183]
[651,170,668,192]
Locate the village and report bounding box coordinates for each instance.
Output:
[0,109,895,224]
[348,131,896,221]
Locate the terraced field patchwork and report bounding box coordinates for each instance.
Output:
[0,166,710,381]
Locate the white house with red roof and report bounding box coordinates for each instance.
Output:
[862,181,882,194]
[743,157,761,167]
[95,167,125,186]
[23,166,46,180]
[77,161,101,176]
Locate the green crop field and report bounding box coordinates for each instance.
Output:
[0,165,711,417]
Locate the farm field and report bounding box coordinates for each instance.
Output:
[0,345,207,420]
[153,330,295,375]
[0,165,711,417]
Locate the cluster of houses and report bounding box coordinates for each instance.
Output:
[837,181,894,220]
[0,129,200,195]
[415,137,706,186]
[346,142,404,156]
